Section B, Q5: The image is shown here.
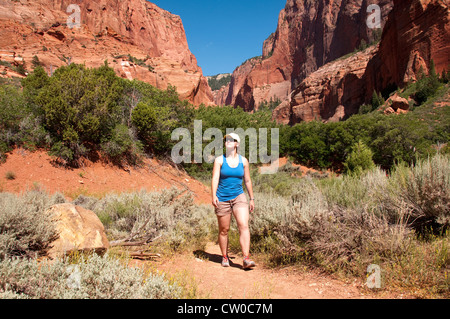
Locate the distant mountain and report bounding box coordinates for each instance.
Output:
[206,73,232,91]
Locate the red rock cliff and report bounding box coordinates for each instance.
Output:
[0,0,214,106]
[274,46,377,124]
[366,0,450,94]
[221,0,393,110]
[275,0,449,125]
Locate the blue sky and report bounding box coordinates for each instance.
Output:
[149,0,286,76]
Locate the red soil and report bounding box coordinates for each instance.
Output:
[0,147,211,204]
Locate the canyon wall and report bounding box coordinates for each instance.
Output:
[366,0,450,94]
[219,0,393,110]
[274,0,449,125]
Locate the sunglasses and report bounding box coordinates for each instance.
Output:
[225,138,238,143]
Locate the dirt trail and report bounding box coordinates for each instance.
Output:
[152,242,380,299]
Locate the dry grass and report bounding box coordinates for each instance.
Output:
[248,154,449,297]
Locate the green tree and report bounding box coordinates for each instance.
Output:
[131,101,157,141]
[21,66,50,111]
[369,115,430,169]
[325,122,355,167]
[101,124,142,166]
[31,55,41,69]
[343,140,376,175]
[415,60,440,105]
[285,121,330,168]
[23,63,126,164]
[371,90,385,111]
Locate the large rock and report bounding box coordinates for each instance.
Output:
[389,94,410,111]
[274,46,377,124]
[0,0,214,106]
[47,203,109,259]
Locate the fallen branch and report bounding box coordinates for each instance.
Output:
[128,252,161,260]
[109,240,149,247]
[109,233,162,247]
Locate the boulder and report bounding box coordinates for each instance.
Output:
[384,106,396,115]
[389,94,410,111]
[46,203,109,259]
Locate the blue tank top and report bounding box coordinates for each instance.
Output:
[217,155,244,202]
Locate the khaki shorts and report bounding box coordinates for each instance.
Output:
[215,193,248,217]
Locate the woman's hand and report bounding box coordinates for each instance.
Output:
[249,199,255,212]
[212,196,219,208]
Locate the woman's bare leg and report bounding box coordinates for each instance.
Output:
[233,206,251,257]
[217,214,231,257]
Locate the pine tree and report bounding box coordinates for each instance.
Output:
[343,140,376,176]
[370,90,385,111]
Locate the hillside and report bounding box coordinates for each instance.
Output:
[0,147,211,204]
[0,0,214,106]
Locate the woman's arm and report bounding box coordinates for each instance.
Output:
[243,157,255,212]
[211,157,222,208]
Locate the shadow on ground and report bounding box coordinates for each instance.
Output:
[193,250,249,270]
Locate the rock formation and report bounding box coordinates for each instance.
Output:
[275,0,449,125]
[365,0,450,95]
[46,203,109,259]
[273,46,377,124]
[0,0,214,106]
[220,0,393,110]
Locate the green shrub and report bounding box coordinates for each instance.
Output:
[414,61,440,105]
[284,121,331,169]
[100,124,143,166]
[31,55,41,69]
[371,90,385,110]
[15,65,199,164]
[0,85,27,129]
[0,84,48,155]
[0,253,180,299]
[250,191,290,238]
[319,167,388,210]
[14,62,27,76]
[22,63,126,165]
[131,101,157,141]
[343,140,376,176]
[251,167,303,197]
[358,103,373,115]
[248,177,413,273]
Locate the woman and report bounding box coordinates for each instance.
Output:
[211,133,256,269]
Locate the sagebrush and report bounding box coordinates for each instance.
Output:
[0,190,65,260]
[248,154,449,296]
[73,187,216,250]
[0,253,180,299]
